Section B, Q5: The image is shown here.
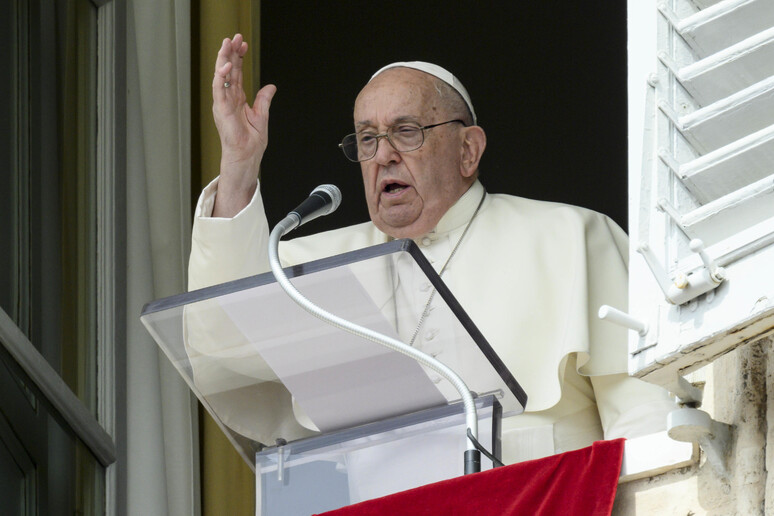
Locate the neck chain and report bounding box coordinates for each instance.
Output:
[408,188,487,347]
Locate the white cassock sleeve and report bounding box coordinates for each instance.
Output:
[185,177,319,443]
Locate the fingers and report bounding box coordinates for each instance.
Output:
[213,34,247,88]
[212,60,234,105]
[230,42,248,84]
[212,39,232,101]
[211,34,275,144]
[230,33,248,67]
[228,34,247,90]
[212,34,248,105]
[213,37,232,79]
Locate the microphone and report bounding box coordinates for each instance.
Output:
[287,184,342,228]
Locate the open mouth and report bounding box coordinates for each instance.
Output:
[383,182,408,194]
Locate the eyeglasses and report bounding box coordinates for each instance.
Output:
[338,119,466,162]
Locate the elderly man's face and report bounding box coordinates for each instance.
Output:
[354,68,473,239]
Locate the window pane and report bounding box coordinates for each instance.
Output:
[0,0,100,411]
[0,0,107,513]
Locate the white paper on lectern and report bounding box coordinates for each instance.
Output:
[218,263,448,432]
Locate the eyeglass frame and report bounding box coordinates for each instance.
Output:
[338,119,467,162]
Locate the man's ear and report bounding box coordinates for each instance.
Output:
[459,126,486,178]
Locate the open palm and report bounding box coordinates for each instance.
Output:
[211,33,276,216]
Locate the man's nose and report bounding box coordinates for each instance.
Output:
[373,134,401,165]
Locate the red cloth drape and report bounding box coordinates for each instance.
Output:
[316,438,625,516]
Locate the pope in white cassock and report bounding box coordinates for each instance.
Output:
[187,34,675,466]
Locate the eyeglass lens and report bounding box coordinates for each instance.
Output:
[341,124,424,162]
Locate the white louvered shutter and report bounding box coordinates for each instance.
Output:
[626,0,774,391]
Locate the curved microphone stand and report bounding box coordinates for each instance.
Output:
[268,214,482,475]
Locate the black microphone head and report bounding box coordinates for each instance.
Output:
[311,184,343,215]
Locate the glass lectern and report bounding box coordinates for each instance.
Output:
[141,239,527,515]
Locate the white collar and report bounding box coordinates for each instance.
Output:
[424,180,485,238]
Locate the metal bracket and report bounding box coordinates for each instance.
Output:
[668,407,732,480]
[275,438,288,482]
[663,375,704,407]
[638,236,726,306]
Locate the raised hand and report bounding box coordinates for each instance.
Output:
[212,33,277,217]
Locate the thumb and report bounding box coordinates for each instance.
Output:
[253,84,277,117]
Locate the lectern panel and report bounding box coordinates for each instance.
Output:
[141,240,525,467]
[257,396,500,516]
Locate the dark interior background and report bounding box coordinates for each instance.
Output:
[260,3,628,238]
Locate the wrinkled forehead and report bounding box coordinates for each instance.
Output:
[353,68,440,127]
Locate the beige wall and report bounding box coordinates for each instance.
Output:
[195,1,259,515]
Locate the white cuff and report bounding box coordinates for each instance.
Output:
[194,175,262,220]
